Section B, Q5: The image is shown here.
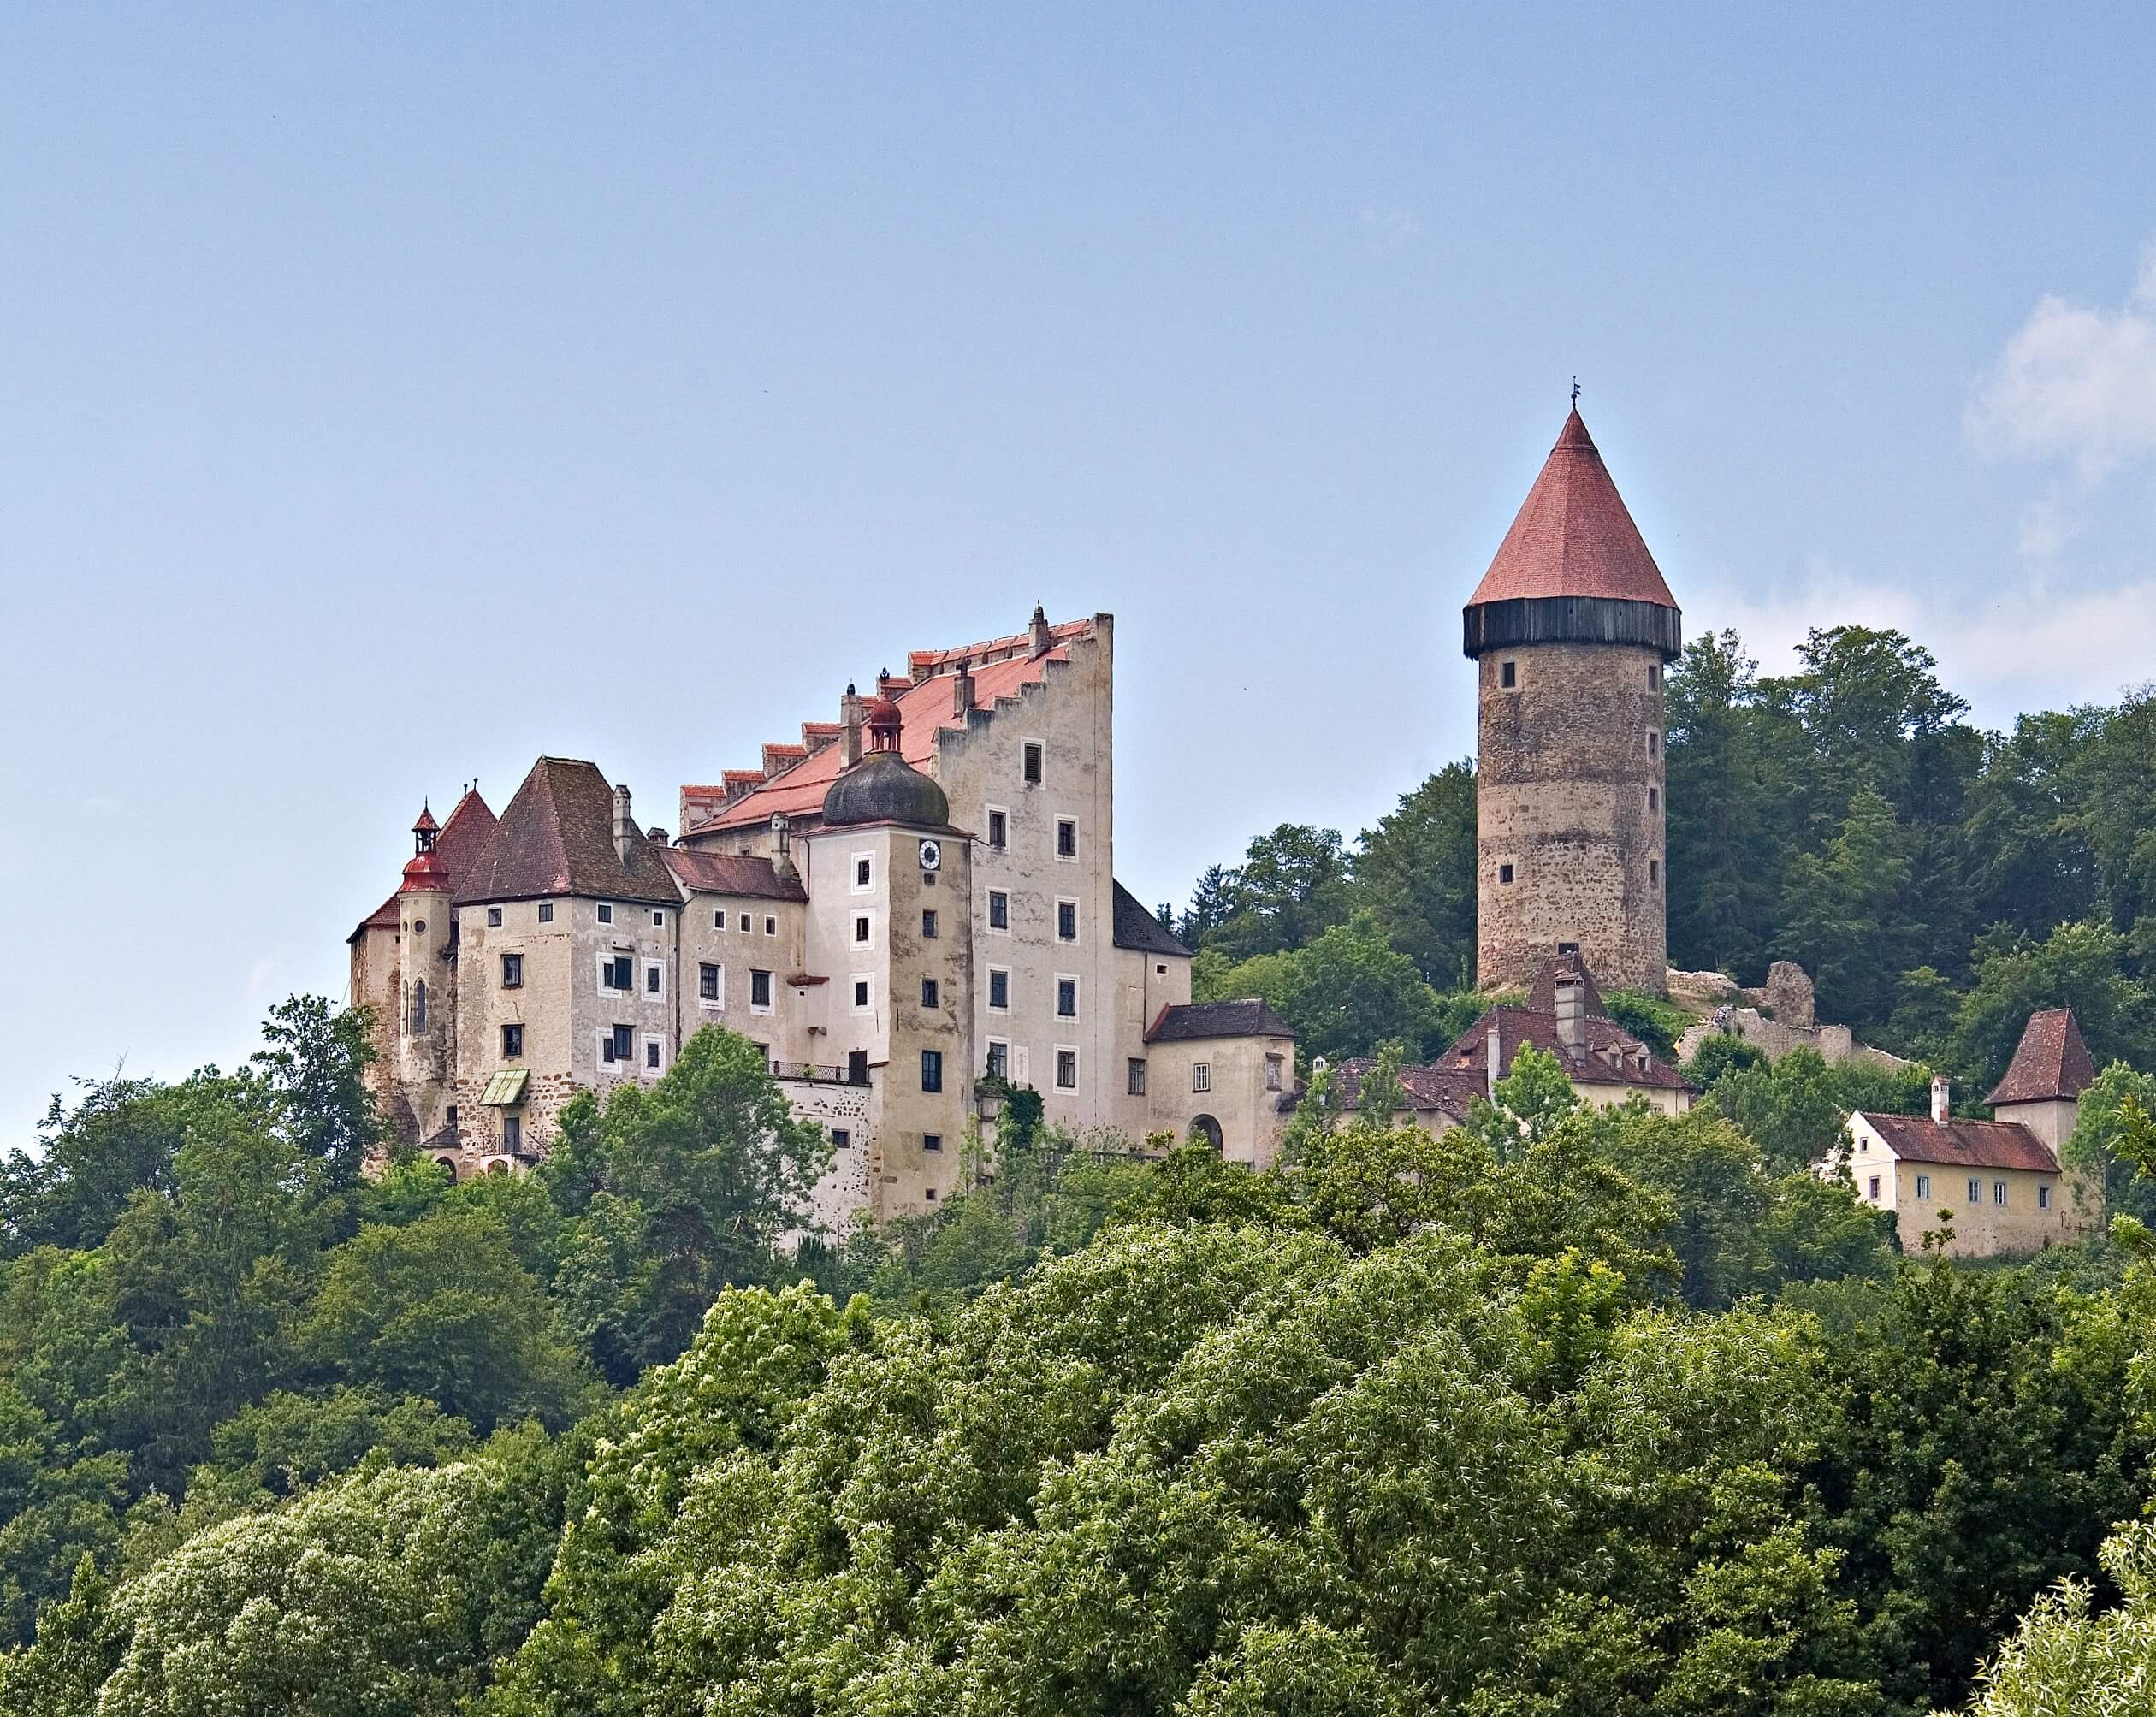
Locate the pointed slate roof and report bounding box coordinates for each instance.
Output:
[1466,409,1678,609]
[455,758,681,907]
[1987,1008,2098,1107]
[350,788,497,942]
[1112,881,1189,958]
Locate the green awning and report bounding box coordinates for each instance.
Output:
[480,1069,529,1107]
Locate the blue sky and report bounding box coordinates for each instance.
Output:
[5,4,2155,1140]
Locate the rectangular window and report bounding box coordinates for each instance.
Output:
[487,906,503,928]
[1993,1180,2008,1205]
[1969,1177,1981,1204]
[503,1114,521,1154]
[699,962,720,1002]
[750,969,773,1009]
[855,915,871,944]
[921,978,939,1009]
[1649,665,1661,690]
[1501,660,1517,688]
[832,1128,850,1151]
[923,1133,943,1152]
[1128,1057,1146,1096]
[739,913,752,932]
[1868,1175,1881,1200]
[1649,787,1658,811]
[1265,1054,1283,1092]
[501,953,523,988]
[1056,818,1077,859]
[597,903,613,924]
[602,955,632,991]
[1650,859,1660,884]
[1498,863,1514,885]
[853,979,871,1009]
[646,962,661,995]
[646,1040,660,1069]
[501,1023,524,1057]
[538,902,554,923]
[1647,731,1660,757]
[1055,1048,1077,1090]
[1193,1063,1211,1093]
[987,808,1008,850]
[1916,1174,1931,1199]
[653,909,665,927]
[988,890,1010,931]
[2040,1184,2052,1210]
[1057,899,1078,941]
[921,908,939,938]
[611,1024,633,1062]
[988,967,1010,1009]
[764,915,777,936]
[986,1039,1010,1079]
[921,1050,943,1093]
[714,909,726,929]
[1057,976,1077,1018]
[1022,741,1043,784]
[855,856,873,889]
[446,1104,458,1133]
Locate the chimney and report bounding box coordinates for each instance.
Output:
[772,814,796,879]
[1931,1075,1951,1123]
[1486,1022,1502,1097]
[1554,976,1584,1051]
[1029,601,1051,656]
[612,784,637,864]
[841,683,862,767]
[953,656,975,718]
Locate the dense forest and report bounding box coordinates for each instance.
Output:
[1182,625,2156,1093]
[8,620,2156,1713]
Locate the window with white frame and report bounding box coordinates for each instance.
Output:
[853,854,874,891]
[851,976,873,1013]
[1022,740,1044,785]
[1993,1180,2008,1205]
[1056,975,1078,1019]
[1055,817,1077,860]
[987,967,1010,1010]
[985,1038,1010,1080]
[764,915,777,936]
[2040,1183,2052,1210]
[987,890,1010,933]
[750,969,773,1012]
[1265,1054,1283,1092]
[653,909,665,927]
[714,908,726,929]
[1055,1046,1077,1089]
[1057,897,1078,942]
[538,902,554,922]
[986,807,1008,850]
[1193,1062,1211,1093]
[699,962,722,1006]
[1916,1174,1931,1199]
[853,912,874,948]
[1968,1177,1981,1203]
[1128,1057,1146,1096]
[599,954,633,992]
[644,1038,661,1071]
[739,912,752,932]
[644,960,663,997]
[597,902,613,924]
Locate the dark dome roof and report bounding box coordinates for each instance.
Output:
[821,751,949,829]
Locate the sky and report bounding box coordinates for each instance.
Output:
[4,3,2156,1141]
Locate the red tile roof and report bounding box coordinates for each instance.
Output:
[1987,1009,2097,1106]
[687,619,1096,834]
[1330,1057,1487,1122]
[1442,1004,1692,1092]
[1466,408,1678,609]
[1145,998,1295,1044]
[350,788,497,942]
[456,758,680,908]
[661,847,808,902]
[1857,1112,2059,1174]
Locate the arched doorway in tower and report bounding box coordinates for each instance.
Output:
[1189,1114,1223,1152]
[433,1155,459,1183]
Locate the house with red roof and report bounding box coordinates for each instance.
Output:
[1829,1009,2103,1258]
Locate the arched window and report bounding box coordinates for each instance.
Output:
[433,1155,459,1183]
[1189,1114,1223,1152]
[412,980,428,1035]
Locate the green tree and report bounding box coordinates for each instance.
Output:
[1949,921,2153,1092]
[1197,911,1449,1064]
[1197,825,1353,962]
[1780,784,1916,1029]
[1958,1521,2156,1715]
[1348,762,1478,987]
[1665,630,1784,976]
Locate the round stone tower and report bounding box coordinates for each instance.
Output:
[1462,407,1682,996]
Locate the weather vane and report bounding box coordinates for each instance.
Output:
[1571,376,1581,406]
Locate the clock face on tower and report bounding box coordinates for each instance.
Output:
[918,839,942,872]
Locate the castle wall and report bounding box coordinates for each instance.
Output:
[1476,641,1666,993]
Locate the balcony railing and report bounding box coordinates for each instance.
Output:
[771,1061,869,1086]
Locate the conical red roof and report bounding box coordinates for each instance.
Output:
[1466,409,1677,609]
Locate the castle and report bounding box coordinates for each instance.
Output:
[350,609,1295,1224]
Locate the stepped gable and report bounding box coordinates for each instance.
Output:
[686,616,1096,835]
[1987,1008,2098,1106]
[1858,1112,2059,1174]
[1145,998,1294,1044]
[661,848,808,903]
[1112,881,1189,957]
[350,787,496,941]
[455,757,679,907]
[1466,408,1678,610]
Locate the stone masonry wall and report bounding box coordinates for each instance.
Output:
[1477,641,1666,993]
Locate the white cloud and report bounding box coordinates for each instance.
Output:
[1967,247,2156,484]
[1692,560,2156,721]
[1354,204,1420,255]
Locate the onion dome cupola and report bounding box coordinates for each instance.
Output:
[1461,406,1682,661]
[821,696,950,829]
